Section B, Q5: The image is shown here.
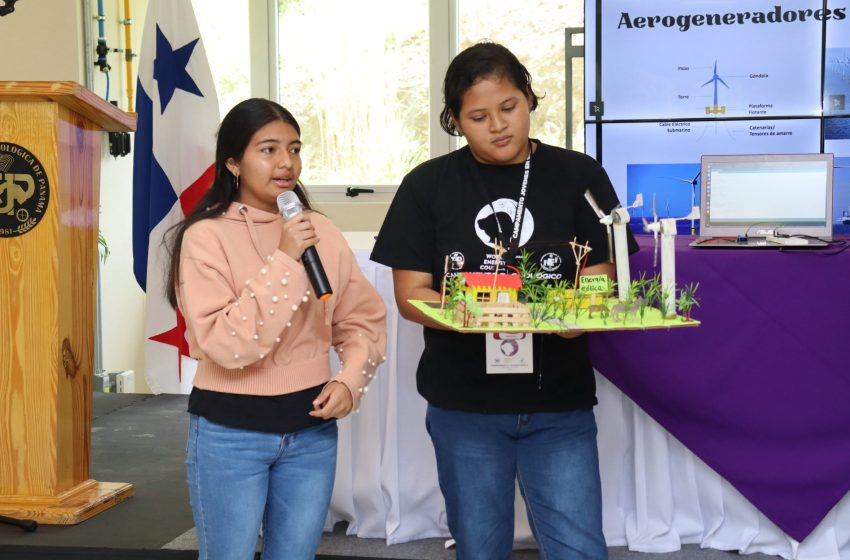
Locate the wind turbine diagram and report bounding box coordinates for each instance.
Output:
[703,60,729,115]
[584,190,643,302]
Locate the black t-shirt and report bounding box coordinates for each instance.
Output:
[371,141,638,414]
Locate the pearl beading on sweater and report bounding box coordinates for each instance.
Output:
[223,256,386,409]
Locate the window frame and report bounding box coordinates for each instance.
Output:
[251,0,580,201]
[248,0,459,200]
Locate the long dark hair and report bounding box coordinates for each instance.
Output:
[439,42,540,136]
[164,98,313,309]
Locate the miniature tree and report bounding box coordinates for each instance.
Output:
[448,289,465,324]
[525,277,576,327]
[459,293,481,327]
[548,278,574,322]
[605,276,617,298]
[442,275,466,320]
[677,282,700,321]
[633,272,652,324]
[572,287,586,321]
[656,284,673,320]
[532,300,557,327]
[516,249,546,304]
[643,276,661,320]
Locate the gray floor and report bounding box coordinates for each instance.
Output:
[162,523,775,560]
[0,394,778,559]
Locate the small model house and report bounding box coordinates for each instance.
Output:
[460,272,522,303]
[454,273,532,329]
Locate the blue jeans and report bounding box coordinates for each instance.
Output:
[426,405,607,560]
[186,415,337,560]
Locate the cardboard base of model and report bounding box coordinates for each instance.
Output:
[410,298,700,333]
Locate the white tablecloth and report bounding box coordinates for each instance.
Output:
[326,253,850,559]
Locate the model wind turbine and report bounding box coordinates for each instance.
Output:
[703,60,729,115]
[671,171,700,235]
[584,190,643,301]
[642,194,660,268]
[643,205,699,317]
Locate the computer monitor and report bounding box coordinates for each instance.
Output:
[699,153,834,240]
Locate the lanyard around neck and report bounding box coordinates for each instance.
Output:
[473,140,533,257]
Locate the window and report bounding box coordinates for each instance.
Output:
[192,0,251,118]
[266,0,584,189]
[276,0,430,186]
[458,0,584,152]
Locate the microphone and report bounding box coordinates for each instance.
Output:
[276,191,333,301]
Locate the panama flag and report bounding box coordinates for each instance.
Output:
[133,0,219,394]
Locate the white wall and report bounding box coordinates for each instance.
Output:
[90,0,149,392]
[0,0,85,81]
[98,148,146,393]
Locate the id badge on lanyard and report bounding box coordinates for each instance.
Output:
[486,333,533,374]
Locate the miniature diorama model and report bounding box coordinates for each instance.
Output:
[412,194,700,333]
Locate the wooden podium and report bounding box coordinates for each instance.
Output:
[0,81,135,524]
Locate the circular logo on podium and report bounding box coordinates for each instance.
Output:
[0,142,50,237]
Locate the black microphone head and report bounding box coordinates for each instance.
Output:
[277,191,303,219]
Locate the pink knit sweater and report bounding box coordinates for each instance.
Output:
[176,202,386,409]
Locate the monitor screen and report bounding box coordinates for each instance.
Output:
[584,0,824,121]
[699,153,834,239]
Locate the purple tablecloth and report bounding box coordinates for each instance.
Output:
[589,236,850,542]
